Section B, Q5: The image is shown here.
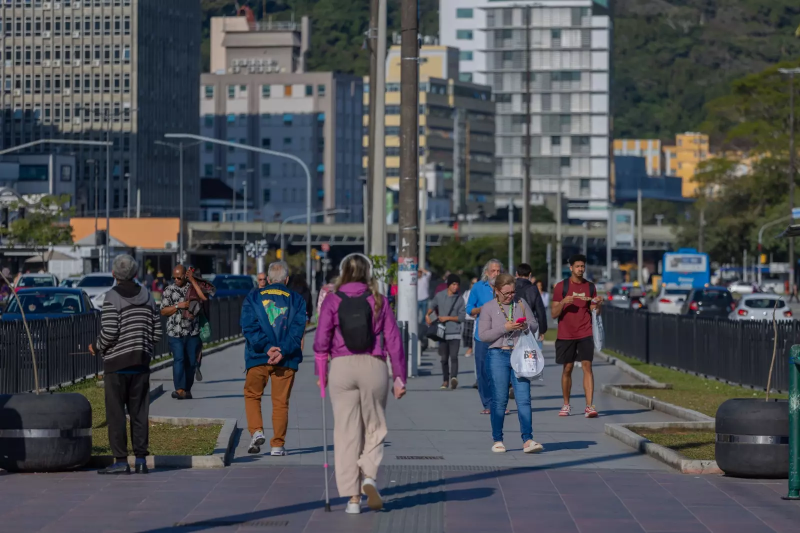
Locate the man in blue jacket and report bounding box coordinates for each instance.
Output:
[466,258,503,414]
[240,260,307,456]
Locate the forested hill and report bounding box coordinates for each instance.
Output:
[201,0,800,141]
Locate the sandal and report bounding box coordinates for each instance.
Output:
[480,409,490,415]
[491,442,506,453]
[523,440,544,454]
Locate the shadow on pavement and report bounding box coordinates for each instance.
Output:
[137,451,642,533]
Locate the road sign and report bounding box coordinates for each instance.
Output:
[793,207,800,220]
[321,242,330,253]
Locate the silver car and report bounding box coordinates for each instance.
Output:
[606,283,643,309]
[728,294,793,322]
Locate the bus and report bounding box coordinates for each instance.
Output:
[662,248,710,289]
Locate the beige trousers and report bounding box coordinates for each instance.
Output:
[328,355,389,497]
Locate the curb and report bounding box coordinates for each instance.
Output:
[595,350,669,387]
[88,416,238,470]
[605,421,721,475]
[601,384,713,422]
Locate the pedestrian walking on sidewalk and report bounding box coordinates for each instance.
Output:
[160,265,208,400]
[256,271,268,289]
[241,261,307,456]
[478,273,543,454]
[462,277,477,359]
[426,274,465,390]
[314,253,407,515]
[466,259,504,414]
[91,254,162,475]
[552,254,602,418]
[514,263,547,342]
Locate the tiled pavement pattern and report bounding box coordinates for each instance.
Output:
[2,467,799,532]
[3,330,800,531]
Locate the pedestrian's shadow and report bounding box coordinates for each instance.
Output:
[542,440,597,452]
[383,487,494,512]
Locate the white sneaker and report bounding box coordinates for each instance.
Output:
[248,431,266,454]
[270,446,287,456]
[345,501,361,514]
[361,477,383,511]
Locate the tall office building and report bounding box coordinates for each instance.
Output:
[200,15,363,224]
[440,0,611,221]
[0,0,201,218]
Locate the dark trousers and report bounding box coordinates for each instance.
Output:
[105,372,150,460]
[474,340,491,409]
[439,339,461,382]
[169,335,200,392]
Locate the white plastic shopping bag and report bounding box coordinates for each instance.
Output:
[592,310,604,352]
[511,330,545,380]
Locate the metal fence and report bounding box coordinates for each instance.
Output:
[0,296,245,394]
[603,307,799,392]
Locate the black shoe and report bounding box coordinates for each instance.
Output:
[184,391,193,400]
[135,463,149,474]
[195,367,203,382]
[472,382,478,389]
[98,463,130,475]
[509,386,515,400]
[172,390,186,400]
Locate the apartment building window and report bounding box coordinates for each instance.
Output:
[262,138,271,148]
[34,46,41,65]
[113,16,120,35]
[261,85,270,98]
[283,114,293,126]
[456,8,473,18]
[204,85,214,99]
[204,164,214,177]
[459,51,473,61]
[262,189,271,203]
[104,17,110,35]
[123,16,130,35]
[94,17,101,35]
[456,29,473,40]
[122,46,130,63]
[283,137,292,146]
[227,85,235,99]
[318,84,326,96]
[239,84,247,95]
[227,139,236,152]
[103,74,110,93]
[203,114,213,127]
[261,163,270,177]
[459,73,473,82]
[34,17,41,35]
[305,84,313,96]
[24,47,31,65]
[94,46,101,61]
[123,74,130,93]
[204,142,213,153]
[226,114,235,123]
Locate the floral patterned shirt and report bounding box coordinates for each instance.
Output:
[160,283,199,338]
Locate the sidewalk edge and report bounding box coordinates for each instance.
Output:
[605,421,721,475]
[595,350,668,387]
[601,384,713,422]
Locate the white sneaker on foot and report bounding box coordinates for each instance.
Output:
[248,431,266,454]
[270,446,287,456]
[361,477,383,511]
[345,501,361,514]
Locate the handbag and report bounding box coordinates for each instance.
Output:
[199,312,212,343]
[426,295,459,342]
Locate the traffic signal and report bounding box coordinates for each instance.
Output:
[761,254,767,264]
[276,249,283,259]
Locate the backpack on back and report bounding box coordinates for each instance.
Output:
[336,291,375,353]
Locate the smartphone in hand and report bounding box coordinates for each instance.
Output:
[516,317,526,324]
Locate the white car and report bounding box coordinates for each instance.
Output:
[15,273,58,290]
[650,286,690,315]
[728,280,759,295]
[76,273,116,300]
[728,294,793,321]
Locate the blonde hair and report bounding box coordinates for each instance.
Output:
[493,273,516,297]
[335,254,384,315]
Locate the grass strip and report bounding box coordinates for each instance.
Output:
[607,350,787,418]
[637,428,716,461]
[58,379,221,456]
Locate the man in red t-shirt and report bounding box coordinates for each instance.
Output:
[551,254,602,418]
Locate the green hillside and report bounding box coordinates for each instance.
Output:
[201,0,800,140]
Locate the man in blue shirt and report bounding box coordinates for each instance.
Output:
[466,259,504,414]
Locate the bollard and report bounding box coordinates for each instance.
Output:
[785,345,800,500]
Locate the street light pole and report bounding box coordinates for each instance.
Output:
[105,109,111,271]
[231,182,236,272]
[243,179,248,275]
[165,134,314,285]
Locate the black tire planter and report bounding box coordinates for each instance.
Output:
[0,393,92,472]
[716,398,788,479]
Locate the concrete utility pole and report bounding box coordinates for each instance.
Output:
[398,0,419,377]
[508,197,514,273]
[556,179,562,280]
[105,110,111,271]
[370,0,388,258]
[521,5,532,265]
[453,108,461,215]
[365,0,378,253]
[637,188,644,285]
[243,179,248,275]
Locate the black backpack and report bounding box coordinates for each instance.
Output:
[336,291,375,353]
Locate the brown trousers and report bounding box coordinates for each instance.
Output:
[244,364,296,447]
[329,355,389,497]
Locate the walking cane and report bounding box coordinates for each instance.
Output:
[320,364,331,512]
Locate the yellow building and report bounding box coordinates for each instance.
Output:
[612,139,662,176]
[363,45,496,216]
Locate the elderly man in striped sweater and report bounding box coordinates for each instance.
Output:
[90,254,162,475]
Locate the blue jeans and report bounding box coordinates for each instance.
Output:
[169,335,201,392]
[417,299,428,323]
[474,340,491,410]
[486,348,532,443]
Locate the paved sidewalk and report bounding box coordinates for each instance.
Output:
[149,330,677,469]
[3,331,800,532]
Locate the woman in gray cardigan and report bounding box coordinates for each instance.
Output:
[478,273,543,454]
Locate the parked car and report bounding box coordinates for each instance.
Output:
[211,274,256,298]
[76,273,116,300]
[1,288,95,321]
[681,287,736,319]
[59,278,80,288]
[728,280,760,295]
[649,286,691,315]
[606,283,644,309]
[15,273,58,292]
[728,294,793,322]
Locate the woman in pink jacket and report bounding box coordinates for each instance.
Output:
[314,253,407,515]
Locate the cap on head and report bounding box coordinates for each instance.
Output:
[112,254,138,281]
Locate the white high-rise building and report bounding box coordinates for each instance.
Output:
[440,0,611,221]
